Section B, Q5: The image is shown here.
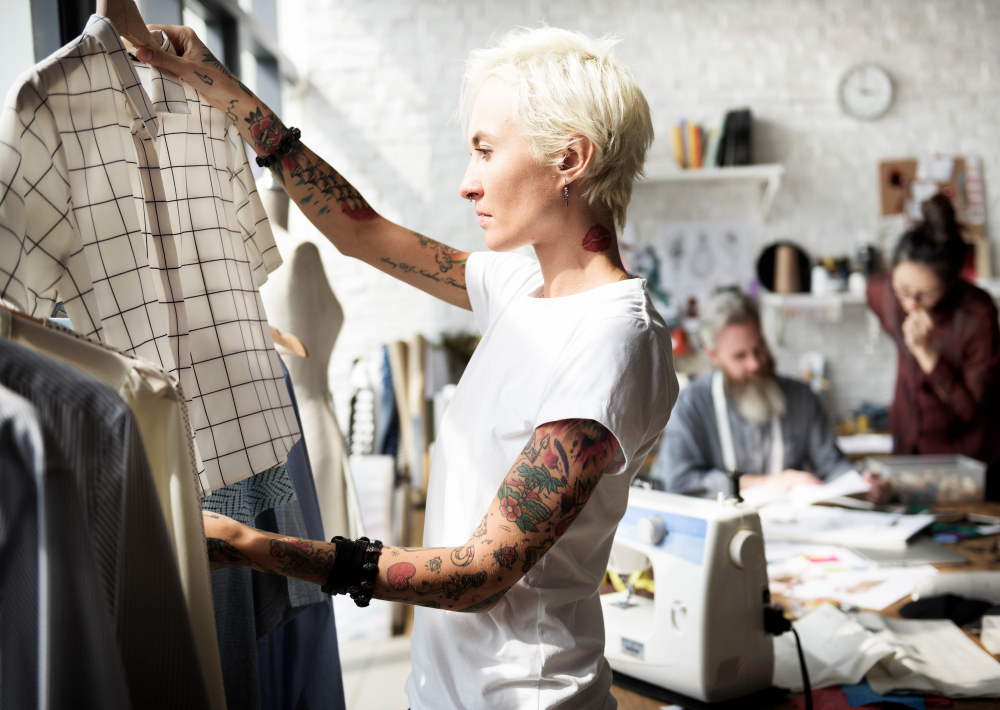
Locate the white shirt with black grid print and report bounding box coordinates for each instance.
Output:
[0,13,299,494]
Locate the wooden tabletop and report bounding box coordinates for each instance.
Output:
[612,501,1000,710]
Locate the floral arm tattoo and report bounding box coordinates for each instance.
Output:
[219,419,617,613]
[373,418,618,612]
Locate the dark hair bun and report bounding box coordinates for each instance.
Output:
[892,194,967,283]
[920,194,962,244]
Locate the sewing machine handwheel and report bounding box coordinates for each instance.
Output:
[728,529,764,570]
[637,516,666,545]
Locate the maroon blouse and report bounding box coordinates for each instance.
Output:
[867,273,1000,466]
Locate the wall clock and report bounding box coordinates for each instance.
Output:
[838,63,894,120]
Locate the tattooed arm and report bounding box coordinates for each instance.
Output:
[138,26,472,310]
[204,418,619,612]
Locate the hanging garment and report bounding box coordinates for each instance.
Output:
[376,345,400,459]
[0,384,132,710]
[0,15,299,496]
[134,48,299,490]
[0,308,226,710]
[210,494,326,710]
[259,241,358,538]
[0,14,187,377]
[256,358,347,710]
[201,463,296,526]
[0,338,211,710]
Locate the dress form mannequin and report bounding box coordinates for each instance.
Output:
[261,241,355,539]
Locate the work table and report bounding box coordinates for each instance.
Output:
[612,501,1000,710]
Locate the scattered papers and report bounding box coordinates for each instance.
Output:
[859,613,1000,698]
[983,615,1000,655]
[776,605,1000,698]
[784,565,938,611]
[790,470,872,507]
[758,503,935,549]
[773,604,897,691]
[767,541,940,610]
[740,470,871,509]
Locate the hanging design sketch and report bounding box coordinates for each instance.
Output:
[652,220,757,311]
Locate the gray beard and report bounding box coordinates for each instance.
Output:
[727,375,786,424]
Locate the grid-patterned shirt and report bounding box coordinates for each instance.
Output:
[135,58,299,488]
[0,14,300,492]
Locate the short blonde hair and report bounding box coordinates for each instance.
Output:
[460,27,653,234]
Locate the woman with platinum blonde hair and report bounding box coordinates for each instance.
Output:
[138,23,677,708]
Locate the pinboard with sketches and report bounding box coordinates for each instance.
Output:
[621,220,756,318]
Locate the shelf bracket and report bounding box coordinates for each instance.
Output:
[759,171,782,221]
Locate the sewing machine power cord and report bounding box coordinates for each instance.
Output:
[764,605,813,710]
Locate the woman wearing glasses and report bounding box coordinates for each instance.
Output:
[867,195,1000,498]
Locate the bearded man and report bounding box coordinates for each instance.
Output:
[654,291,891,503]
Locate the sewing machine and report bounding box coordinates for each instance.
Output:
[602,488,773,703]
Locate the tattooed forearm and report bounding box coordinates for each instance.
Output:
[369,420,616,612]
[217,420,615,614]
[224,99,239,124]
[240,106,377,221]
[202,50,253,95]
[207,537,254,570]
[413,232,470,274]
[269,538,336,586]
[380,257,468,291]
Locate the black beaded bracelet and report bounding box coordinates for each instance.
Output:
[322,536,354,596]
[321,535,383,607]
[255,126,301,169]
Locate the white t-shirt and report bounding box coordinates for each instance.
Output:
[406,251,678,710]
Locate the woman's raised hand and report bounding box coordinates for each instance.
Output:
[136,25,250,106]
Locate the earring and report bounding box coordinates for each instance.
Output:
[563,183,570,207]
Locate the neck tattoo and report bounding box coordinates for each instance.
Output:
[581,224,614,253]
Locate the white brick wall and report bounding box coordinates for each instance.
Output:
[275,0,999,420]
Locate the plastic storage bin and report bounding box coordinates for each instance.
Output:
[865,455,986,504]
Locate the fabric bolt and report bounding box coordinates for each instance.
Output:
[408,251,678,710]
[0,338,211,710]
[134,49,300,492]
[256,358,346,710]
[201,463,296,526]
[652,373,855,497]
[0,308,226,710]
[0,384,132,710]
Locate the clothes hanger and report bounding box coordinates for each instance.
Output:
[269,325,308,358]
[96,0,157,50]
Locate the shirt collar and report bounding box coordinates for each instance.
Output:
[85,14,160,139]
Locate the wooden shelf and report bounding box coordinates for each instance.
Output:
[759,291,869,346]
[640,162,785,220]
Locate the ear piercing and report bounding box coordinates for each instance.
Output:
[564,183,570,206]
